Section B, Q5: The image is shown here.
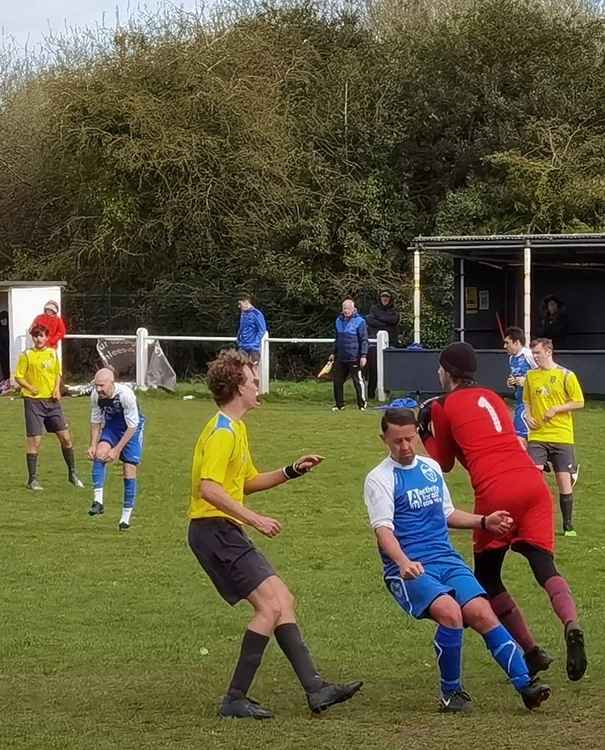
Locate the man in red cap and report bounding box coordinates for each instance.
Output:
[418,342,586,684]
[30,300,67,350]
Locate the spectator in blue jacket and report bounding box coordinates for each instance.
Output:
[236,294,267,364]
[329,299,368,411]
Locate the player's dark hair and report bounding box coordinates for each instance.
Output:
[238,292,254,304]
[531,337,554,352]
[505,326,525,345]
[30,324,49,337]
[207,348,256,406]
[381,408,417,433]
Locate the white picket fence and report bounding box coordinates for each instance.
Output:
[58,329,390,400]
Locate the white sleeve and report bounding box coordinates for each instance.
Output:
[119,386,140,428]
[90,391,103,424]
[441,479,455,518]
[524,348,537,369]
[364,475,394,530]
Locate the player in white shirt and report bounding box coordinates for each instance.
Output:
[363,407,550,713]
[87,368,145,530]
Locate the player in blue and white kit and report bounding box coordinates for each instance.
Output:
[87,368,145,531]
[363,408,551,713]
[503,327,536,444]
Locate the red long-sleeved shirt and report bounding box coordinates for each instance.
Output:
[421,385,538,496]
[31,313,67,349]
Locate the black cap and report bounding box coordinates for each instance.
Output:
[439,342,477,379]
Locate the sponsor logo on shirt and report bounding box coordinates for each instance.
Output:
[406,484,441,510]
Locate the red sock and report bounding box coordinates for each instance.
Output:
[544,576,578,626]
[490,592,537,653]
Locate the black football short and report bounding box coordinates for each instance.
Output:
[527,441,576,473]
[188,518,275,605]
[24,397,67,437]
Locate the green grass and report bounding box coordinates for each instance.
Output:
[2,383,605,749]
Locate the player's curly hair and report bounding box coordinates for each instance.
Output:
[207,348,255,406]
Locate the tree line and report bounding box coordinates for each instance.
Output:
[1,0,605,364]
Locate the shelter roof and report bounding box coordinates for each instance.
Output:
[0,281,67,289]
[412,234,605,268]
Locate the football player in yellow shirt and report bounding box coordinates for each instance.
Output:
[14,324,83,491]
[188,349,362,719]
[523,338,584,536]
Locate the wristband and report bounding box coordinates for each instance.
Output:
[283,463,304,480]
[480,515,487,530]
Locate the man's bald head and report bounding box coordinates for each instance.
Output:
[94,368,116,398]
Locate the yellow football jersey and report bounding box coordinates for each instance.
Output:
[523,366,584,444]
[189,412,258,522]
[15,348,61,399]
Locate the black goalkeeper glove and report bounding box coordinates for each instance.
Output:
[417,401,434,441]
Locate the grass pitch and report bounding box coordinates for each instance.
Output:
[2,384,605,750]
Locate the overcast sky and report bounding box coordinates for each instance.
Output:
[2,1,203,55]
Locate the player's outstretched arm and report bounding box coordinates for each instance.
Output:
[200,479,282,537]
[244,455,324,494]
[447,509,513,537]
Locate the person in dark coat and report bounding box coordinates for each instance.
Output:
[365,290,400,400]
[0,310,9,381]
[538,296,568,349]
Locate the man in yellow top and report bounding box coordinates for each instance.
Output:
[188,348,362,720]
[14,324,83,491]
[523,338,584,537]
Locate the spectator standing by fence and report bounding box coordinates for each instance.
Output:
[236,294,267,364]
[330,299,368,411]
[366,290,399,400]
[30,300,67,350]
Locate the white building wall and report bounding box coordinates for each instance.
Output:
[8,286,62,375]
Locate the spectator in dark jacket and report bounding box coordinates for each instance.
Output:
[538,296,568,349]
[0,310,9,381]
[365,290,400,399]
[236,294,267,364]
[329,299,368,411]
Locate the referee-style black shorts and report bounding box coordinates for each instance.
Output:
[188,518,275,605]
[24,397,67,437]
[527,441,576,473]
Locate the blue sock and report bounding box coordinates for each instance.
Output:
[92,460,106,489]
[483,625,530,691]
[433,625,463,697]
[123,478,137,509]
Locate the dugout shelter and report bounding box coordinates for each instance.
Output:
[0,281,66,378]
[384,234,605,396]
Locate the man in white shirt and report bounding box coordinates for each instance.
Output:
[363,407,550,713]
[87,368,145,530]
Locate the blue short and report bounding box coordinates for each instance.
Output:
[385,555,485,620]
[513,403,529,439]
[100,417,145,465]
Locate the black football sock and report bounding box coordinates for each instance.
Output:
[26,453,38,482]
[274,622,323,693]
[559,493,574,530]
[61,446,76,473]
[227,629,270,699]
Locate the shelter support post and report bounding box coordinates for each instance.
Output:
[459,258,465,341]
[413,249,421,343]
[524,241,531,344]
